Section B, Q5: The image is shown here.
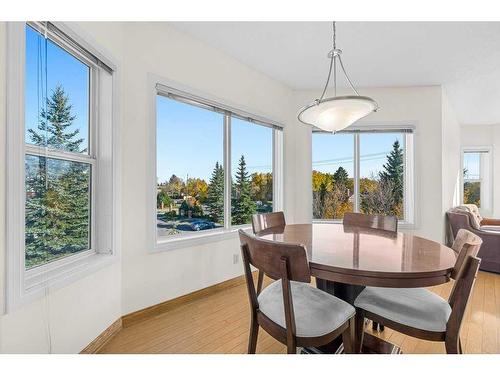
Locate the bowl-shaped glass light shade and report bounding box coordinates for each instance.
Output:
[298,95,378,132]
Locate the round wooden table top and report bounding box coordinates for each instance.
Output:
[258,223,458,288]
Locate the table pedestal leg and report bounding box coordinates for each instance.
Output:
[310,278,401,354]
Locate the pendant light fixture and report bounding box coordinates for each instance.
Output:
[298,22,378,132]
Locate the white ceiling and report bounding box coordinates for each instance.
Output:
[171,22,500,125]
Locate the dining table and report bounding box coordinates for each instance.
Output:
[257,223,458,354]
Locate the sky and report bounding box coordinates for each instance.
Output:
[156,95,273,183]
[463,152,481,180]
[25,24,416,185]
[25,25,89,153]
[313,132,404,179]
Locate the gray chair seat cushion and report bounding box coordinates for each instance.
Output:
[354,287,452,332]
[258,280,355,338]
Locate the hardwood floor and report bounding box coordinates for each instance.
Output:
[99,271,500,354]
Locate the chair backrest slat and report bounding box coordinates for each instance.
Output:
[239,230,311,283]
[450,229,482,279]
[446,255,481,337]
[343,212,398,233]
[446,229,482,338]
[252,212,286,235]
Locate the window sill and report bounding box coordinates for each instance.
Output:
[10,252,118,312]
[312,219,416,230]
[154,225,251,252]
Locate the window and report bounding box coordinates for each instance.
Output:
[231,117,273,225]
[462,148,492,212]
[24,24,93,269]
[156,96,224,236]
[312,133,354,220]
[6,22,116,308]
[155,86,283,243]
[312,129,414,223]
[360,133,405,219]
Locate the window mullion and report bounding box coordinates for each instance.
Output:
[403,133,408,221]
[272,128,283,212]
[25,145,96,164]
[223,114,232,229]
[354,133,360,213]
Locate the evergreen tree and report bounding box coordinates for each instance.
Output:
[232,155,256,225]
[157,190,173,209]
[28,85,83,152]
[25,86,88,267]
[206,162,225,223]
[333,166,349,184]
[379,140,404,205]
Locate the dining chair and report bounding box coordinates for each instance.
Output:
[252,211,286,234]
[251,211,286,295]
[353,229,482,354]
[343,212,398,233]
[343,212,398,331]
[239,229,356,354]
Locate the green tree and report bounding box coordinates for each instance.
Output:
[206,162,225,223]
[25,86,88,267]
[157,190,173,209]
[333,166,349,184]
[464,181,480,206]
[28,85,83,152]
[379,140,404,205]
[232,155,256,225]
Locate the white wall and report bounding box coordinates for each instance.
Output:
[0,21,464,353]
[292,86,446,241]
[461,124,500,218]
[0,22,125,353]
[119,22,295,314]
[0,21,298,352]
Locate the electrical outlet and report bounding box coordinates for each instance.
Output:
[233,254,239,264]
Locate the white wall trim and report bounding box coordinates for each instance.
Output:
[5,22,121,312]
[460,145,494,216]
[148,73,285,253]
[5,22,26,313]
[311,122,417,227]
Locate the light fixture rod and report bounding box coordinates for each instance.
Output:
[297,21,378,132]
[319,52,334,101]
[319,21,361,101]
[334,51,337,97]
[338,55,360,96]
[333,21,337,97]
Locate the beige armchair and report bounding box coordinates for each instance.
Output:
[453,204,500,232]
[447,204,500,273]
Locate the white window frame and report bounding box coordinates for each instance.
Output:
[460,146,494,215]
[5,22,120,311]
[149,76,284,252]
[312,125,415,227]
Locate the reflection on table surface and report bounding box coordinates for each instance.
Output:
[258,223,457,274]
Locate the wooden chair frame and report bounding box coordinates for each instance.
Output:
[355,230,482,354]
[239,230,355,354]
[251,211,286,296]
[343,212,398,233]
[251,211,286,234]
[343,212,398,332]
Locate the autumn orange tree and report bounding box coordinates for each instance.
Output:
[312,168,353,219]
[250,172,273,205]
[186,178,208,204]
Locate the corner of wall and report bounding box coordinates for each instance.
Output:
[440,87,461,242]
